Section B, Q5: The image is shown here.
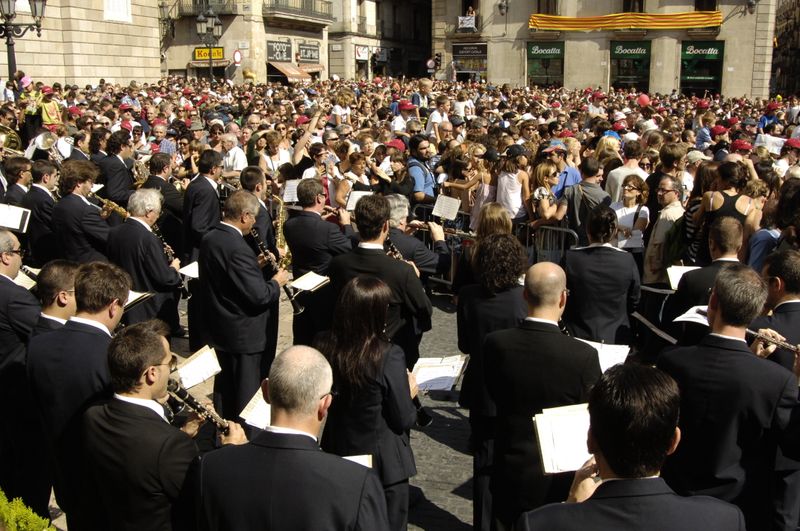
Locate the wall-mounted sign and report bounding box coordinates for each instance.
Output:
[452,43,487,57]
[298,43,320,63]
[681,41,723,60]
[355,45,370,61]
[610,41,651,60]
[527,42,563,59]
[233,49,242,66]
[193,47,224,61]
[267,41,293,62]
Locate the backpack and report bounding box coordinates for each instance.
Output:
[662,215,686,267]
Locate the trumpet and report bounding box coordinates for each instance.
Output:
[167,379,229,435]
[88,192,128,219]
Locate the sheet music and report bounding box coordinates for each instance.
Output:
[575,339,629,373]
[345,191,372,211]
[13,268,38,290]
[282,180,300,203]
[240,388,272,430]
[0,203,31,233]
[124,290,153,309]
[673,305,709,326]
[431,195,461,221]
[534,403,591,474]
[412,355,467,391]
[343,455,373,468]
[667,266,700,290]
[179,261,199,279]
[289,271,330,292]
[177,345,222,389]
[91,184,104,193]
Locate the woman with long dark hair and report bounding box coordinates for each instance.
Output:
[315,276,418,531]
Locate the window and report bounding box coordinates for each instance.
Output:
[104,0,132,23]
[695,0,717,10]
[537,0,557,15]
[623,0,644,12]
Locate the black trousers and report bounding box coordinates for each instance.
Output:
[384,479,409,531]
[213,349,263,423]
[469,413,496,531]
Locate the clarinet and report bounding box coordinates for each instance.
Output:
[152,224,189,298]
[167,379,229,435]
[385,238,433,427]
[251,228,304,315]
[20,265,39,282]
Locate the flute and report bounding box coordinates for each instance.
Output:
[696,308,800,354]
[410,224,473,239]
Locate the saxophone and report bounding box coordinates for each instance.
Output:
[133,158,149,189]
[272,193,291,269]
[88,192,129,219]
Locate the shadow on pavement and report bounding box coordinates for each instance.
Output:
[409,485,472,531]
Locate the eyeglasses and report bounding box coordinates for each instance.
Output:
[319,389,338,400]
[656,188,675,195]
[327,137,339,141]
[549,172,559,177]
[639,163,652,169]
[623,185,640,191]
[152,354,178,373]
[5,248,24,257]
[178,141,189,146]
[276,126,286,131]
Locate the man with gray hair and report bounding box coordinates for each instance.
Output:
[107,188,183,328]
[385,193,449,275]
[195,345,391,530]
[221,132,247,181]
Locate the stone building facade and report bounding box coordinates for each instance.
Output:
[0,0,161,85]
[431,0,776,98]
[773,0,799,96]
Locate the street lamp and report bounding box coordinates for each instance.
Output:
[196,8,222,81]
[0,0,47,81]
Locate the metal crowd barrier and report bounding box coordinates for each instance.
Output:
[530,226,579,265]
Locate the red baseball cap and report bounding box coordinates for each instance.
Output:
[710,125,728,137]
[295,115,311,126]
[119,103,132,111]
[385,139,406,151]
[731,139,753,152]
[785,138,800,149]
[767,101,780,111]
[398,100,416,111]
[697,99,710,110]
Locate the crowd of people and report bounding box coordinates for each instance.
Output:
[2,69,800,531]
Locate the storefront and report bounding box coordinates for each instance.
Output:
[680,41,724,97]
[355,45,370,78]
[297,43,323,80]
[267,40,310,83]
[189,47,230,79]
[610,40,651,92]
[526,42,564,88]
[372,47,389,77]
[452,43,487,82]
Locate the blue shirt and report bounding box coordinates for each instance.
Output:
[552,166,581,199]
[758,114,779,131]
[408,157,435,197]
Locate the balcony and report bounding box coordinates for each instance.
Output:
[262,0,334,29]
[449,14,483,39]
[176,0,240,17]
[357,16,367,34]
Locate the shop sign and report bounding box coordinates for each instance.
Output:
[298,43,320,63]
[374,47,389,62]
[355,45,369,61]
[193,47,224,61]
[452,43,488,57]
[610,41,650,60]
[681,41,723,60]
[267,41,292,62]
[527,42,563,60]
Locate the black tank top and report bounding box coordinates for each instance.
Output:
[695,192,749,266]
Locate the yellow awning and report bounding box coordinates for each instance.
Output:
[529,10,722,31]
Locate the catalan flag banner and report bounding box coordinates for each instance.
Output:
[528,11,722,31]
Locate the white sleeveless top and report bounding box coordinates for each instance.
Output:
[496,170,526,219]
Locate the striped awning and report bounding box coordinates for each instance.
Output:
[529,10,722,31]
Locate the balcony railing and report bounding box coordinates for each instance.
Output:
[262,0,334,21]
[455,15,481,33]
[176,0,239,16]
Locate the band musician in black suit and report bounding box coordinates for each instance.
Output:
[52,160,110,263]
[484,261,602,531]
[2,156,31,207]
[183,149,222,350]
[141,152,185,260]
[517,364,745,531]
[456,233,528,531]
[199,191,289,423]
[0,229,44,516]
[97,130,135,211]
[67,131,91,161]
[27,262,130,529]
[107,188,183,330]
[89,127,110,166]
[563,205,640,344]
[282,178,354,346]
[31,259,79,337]
[21,160,59,266]
[195,346,391,531]
[329,194,432,370]
[81,321,246,531]
[663,216,742,345]
[385,193,450,277]
[657,264,799,531]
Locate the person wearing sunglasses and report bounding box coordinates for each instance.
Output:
[605,141,650,203]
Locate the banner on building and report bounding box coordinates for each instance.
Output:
[529,10,722,31]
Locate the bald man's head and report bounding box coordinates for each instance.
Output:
[524,262,567,309]
[267,346,332,416]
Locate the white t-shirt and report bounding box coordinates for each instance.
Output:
[611,201,649,249]
[223,146,247,172]
[452,100,474,118]
[332,105,351,124]
[605,165,649,203]
[425,110,448,137]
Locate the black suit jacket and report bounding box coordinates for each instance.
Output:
[3,183,26,206]
[564,245,640,344]
[751,301,800,371]
[183,175,220,263]
[26,319,113,514]
[81,398,199,531]
[246,201,278,258]
[457,284,527,416]
[321,343,417,486]
[97,154,134,205]
[387,227,450,275]
[20,185,57,265]
[52,193,109,262]
[68,148,90,162]
[484,320,602,523]
[283,210,353,279]
[657,334,798,529]
[0,275,39,385]
[199,223,280,353]
[31,314,63,337]
[517,478,745,531]
[142,174,184,255]
[329,247,432,366]
[195,430,390,531]
[107,219,182,324]
[90,151,106,166]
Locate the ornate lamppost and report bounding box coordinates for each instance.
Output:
[0,0,47,80]
[195,8,222,81]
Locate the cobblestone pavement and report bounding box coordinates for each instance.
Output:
[50,292,473,530]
